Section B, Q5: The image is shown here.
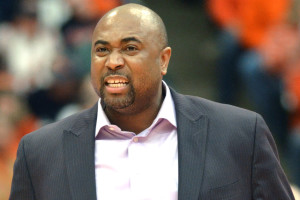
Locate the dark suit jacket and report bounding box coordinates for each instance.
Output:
[10,90,295,200]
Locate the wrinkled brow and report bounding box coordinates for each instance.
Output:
[94,37,141,47]
[121,37,141,43]
[94,40,109,47]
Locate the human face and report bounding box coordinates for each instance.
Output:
[91,14,170,113]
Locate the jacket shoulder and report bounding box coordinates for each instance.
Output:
[22,103,97,143]
[175,92,258,122]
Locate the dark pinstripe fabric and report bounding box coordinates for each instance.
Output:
[10,89,295,200]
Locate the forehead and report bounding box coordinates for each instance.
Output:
[92,9,158,44]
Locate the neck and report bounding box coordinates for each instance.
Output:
[104,85,166,134]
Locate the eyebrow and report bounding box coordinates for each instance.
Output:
[121,37,141,44]
[94,37,141,47]
[94,40,109,46]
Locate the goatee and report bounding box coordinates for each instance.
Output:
[100,71,135,109]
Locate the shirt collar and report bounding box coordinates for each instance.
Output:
[95,81,177,137]
[154,81,177,127]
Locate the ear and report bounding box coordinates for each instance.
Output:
[160,47,171,76]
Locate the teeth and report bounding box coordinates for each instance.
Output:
[106,79,127,84]
[107,83,127,87]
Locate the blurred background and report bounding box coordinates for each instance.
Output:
[0,0,300,199]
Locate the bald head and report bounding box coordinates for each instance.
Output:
[95,3,168,49]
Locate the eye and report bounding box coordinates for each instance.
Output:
[123,45,139,55]
[95,47,109,56]
[96,47,108,52]
[126,46,137,51]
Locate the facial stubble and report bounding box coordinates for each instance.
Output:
[100,79,136,110]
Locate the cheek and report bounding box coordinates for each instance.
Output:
[90,71,98,89]
[90,58,105,90]
[132,61,161,89]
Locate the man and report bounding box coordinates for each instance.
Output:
[10,3,295,200]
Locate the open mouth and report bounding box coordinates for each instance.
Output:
[104,76,129,88]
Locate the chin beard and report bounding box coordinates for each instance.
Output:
[100,84,135,110]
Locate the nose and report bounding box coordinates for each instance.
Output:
[105,50,124,71]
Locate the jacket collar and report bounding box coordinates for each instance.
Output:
[170,89,209,200]
[63,103,98,200]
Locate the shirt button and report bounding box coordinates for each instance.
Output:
[133,137,139,143]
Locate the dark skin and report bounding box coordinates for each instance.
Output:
[91,4,171,134]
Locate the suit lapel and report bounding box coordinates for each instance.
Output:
[63,103,98,200]
[171,90,209,200]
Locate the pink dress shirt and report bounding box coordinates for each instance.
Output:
[94,82,178,200]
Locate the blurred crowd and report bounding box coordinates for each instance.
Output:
[0,0,140,198]
[207,0,300,192]
[0,0,300,199]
